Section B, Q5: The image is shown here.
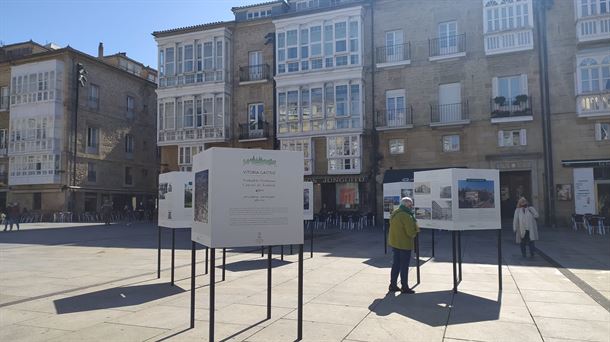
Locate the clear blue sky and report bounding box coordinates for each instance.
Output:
[0,0,259,68]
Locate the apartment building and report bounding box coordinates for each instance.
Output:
[154,0,609,225]
[0,41,158,214]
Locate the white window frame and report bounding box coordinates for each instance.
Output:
[127,95,135,118]
[280,138,313,175]
[327,135,361,174]
[498,129,527,147]
[125,134,134,154]
[577,55,610,94]
[0,86,9,110]
[492,74,529,102]
[89,84,99,110]
[442,135,460,152]
[0,129,7,150]
[389,138,405,154]
[483,0,533,34]
[577,0,610,18]
[595,122,610,140]
[386,89,407,126]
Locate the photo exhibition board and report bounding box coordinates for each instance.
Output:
[158,171,194,229]
[383,182,414,219]
[191,147,304,248]
[304,182,314,221]
[414,168,501,230]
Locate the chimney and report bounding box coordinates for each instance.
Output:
[98,42,104,58]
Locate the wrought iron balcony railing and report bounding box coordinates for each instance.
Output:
[239,64,271,82]
[376,43,410,64]
[238,121,271,140]
[490,94,533,119]
[430,101,470,125]
[375,107,413,129]
[429,34,466,58]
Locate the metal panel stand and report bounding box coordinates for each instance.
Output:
[310,224,314,259]
[297,244,304,341]
[171,229,175,286]
[384,222,388,254]
[281,246,284,261]
[458,230,463,282]
[415,233,421,285]
[222,248,226,281]
[209,248,216,342]
[431,229,435,258]
[498,229,503,290]
[157,226,161,279]
[205,247,209,275]
[190,241,196,328]
[267,246,272,319]
[452,231,458,294]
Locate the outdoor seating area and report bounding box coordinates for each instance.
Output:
[571,213,608,235]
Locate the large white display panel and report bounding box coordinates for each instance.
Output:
[414,168,501,230]
[383,182,414,219]
[304,182,314,221]
[192,148,304,248]
[158,172,194,229]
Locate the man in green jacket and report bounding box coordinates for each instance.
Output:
[388,197,419,294]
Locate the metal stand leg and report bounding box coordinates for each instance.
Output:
[209,248,215,342]
[157,226,161,279]
[431,229,435,258]
[310,225,314,259]
[290,245,293,255]
[222,248,226,281]
[205,247,209,275]
[384,222,388,255]
[452,231,458,294]
[281,246,284,261]
[171,229,175,286]
[297,244,304,341]
[498,229,503,291]
[458,230,463,282]
[267,246,272,320]
[261,246,264,257]
[190,241,196,329]
[416,233,421,285]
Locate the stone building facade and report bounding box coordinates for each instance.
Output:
[0,42,158,215]
[154,0,609,225]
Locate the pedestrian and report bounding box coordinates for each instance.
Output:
[101,200,113,226]
[513,197,539,257]
[388,196,419,294]
[3,203,12,231]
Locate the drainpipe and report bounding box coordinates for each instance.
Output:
[536,0,555,227]
[265,32,278,150]
[370,1,379,224]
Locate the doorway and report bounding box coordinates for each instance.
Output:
[500,171,532,220]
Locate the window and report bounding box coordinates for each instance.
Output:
[87,127,99,153]
[184,99,194,127]
[327,135,361,173]
[438,21,458,55]
[281,139,312,174]
[276,17,361,74]
[248,103,265,132]
[336,183,359,210]
[484,0,531,33]
[9,154,60,178]
[0,129,6,150]
[124,166,133,186]
[389,139,405,154]
[178,145,204,166]
[125,134,134,154]
[87,162,97,182]
[164,102,175,130]
[438,82,463,122]
[184,44,194,73]
[442,135,460,152]
[89,84,99,109]
[127,95,135,118]
[579,0,610,17]
[596,122,610,141]
[386,90,406,126]
[385,30,404,62]
[578,56,610,93]
[498,129,527,147]
[493,74,528,105]
[10,72,55,105]
[0,86,8,110]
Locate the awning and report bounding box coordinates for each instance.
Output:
[561,159,610,168]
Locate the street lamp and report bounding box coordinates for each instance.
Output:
[71,62,87,214]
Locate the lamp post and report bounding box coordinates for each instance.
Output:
[71,62,87,214]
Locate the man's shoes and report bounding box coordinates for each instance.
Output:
[388,284,401,292]
[401,287,415,294]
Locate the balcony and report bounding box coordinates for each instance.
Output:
[577,92,610,118]
[238,121,271,141]
[577,15,610,42]
[490,94,534,123]
[375,107,413,130]
[157,127,226,145]
[430,101,470,126]
[429,34,466,61]
[376,43,411,68]
[239,64,271,84]
[286,0,361,13]
[0,95,9,111]
[158,70,226,89]
[484,28,533,55]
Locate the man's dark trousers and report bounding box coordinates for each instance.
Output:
[390,247,411,288]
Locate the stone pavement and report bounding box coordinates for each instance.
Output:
[0,222,608,342]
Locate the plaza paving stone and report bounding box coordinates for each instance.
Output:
[0,222,608,341]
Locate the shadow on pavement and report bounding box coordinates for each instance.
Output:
[224,258,292,272]
[53,283,185,314]
[369,290,501,327]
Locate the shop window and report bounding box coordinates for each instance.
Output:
[336,183,359,210]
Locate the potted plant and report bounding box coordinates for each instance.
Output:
[494,96,506,107]
[513,94,528,106]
